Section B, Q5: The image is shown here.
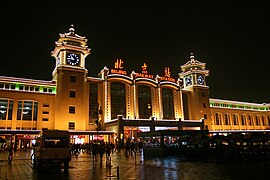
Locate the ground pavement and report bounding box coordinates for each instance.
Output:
[0,149,180,180]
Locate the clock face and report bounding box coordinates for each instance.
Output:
[197,75,204,85]
[66,53,80,66]
[185,76,192,86]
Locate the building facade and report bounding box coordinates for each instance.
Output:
[1,26,270,145]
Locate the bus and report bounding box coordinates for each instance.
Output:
[33,129,71,172]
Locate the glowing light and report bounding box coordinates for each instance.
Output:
[114,59,124,69]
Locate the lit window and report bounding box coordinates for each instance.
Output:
[69,106,75,114]
[69,122,75,130]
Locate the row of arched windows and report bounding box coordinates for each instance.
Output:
[89,81,177,121]
[214,112,270,127]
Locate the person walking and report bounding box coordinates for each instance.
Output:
[130,142,136,157]
[8,143,13,161]
[105,142,112,159]
[125,140,131,156]
[92,141,98,161]
[98,141,105,161]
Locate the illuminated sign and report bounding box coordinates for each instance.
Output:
[164,67,171,77]
[110,59,127,75]
[141,63,147,72]
[136,63,154,79]
[160,67,176,82]
[114,59,124,69]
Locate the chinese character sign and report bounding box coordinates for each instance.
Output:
[114,59,124,69]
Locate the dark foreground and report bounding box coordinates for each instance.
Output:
[1,149,270,180]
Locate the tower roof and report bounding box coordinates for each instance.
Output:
[179,53,209,77]
[180,53,206,70]
[51,25,91,57]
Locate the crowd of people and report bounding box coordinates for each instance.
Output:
[69,140,145,161]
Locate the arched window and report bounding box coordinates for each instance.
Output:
[233,114,239,125]
[111,82,126,119]
[223,113,230,125]
[162,88,175,119]
[255,115,260,126]
[215,113,221,125]
[248,114,253,126]
[138,85,152,119]
[241,114,246,125]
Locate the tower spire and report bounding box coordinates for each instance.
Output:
[69,24,75,34]
[190,52,195,63]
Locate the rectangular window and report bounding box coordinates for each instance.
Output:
[30,86,34,91]
[43,88,48,92]
[42,111,49,114]
[42,118,49,121]
[17,100,38,121]
[0,83,4,89]
[19,85,24,90]
[22,101,33,120]
[43,104,50,107]
[10,84,16,89]
[268,116,270,126]
[35,87,40,91]
[70,75,77,83]
[5,84,10,89]
[8,100,13,120]
[69,106,75,114]
[48,88,53,93]
[204,114,207,119]
[17,101,22,120]
[25,86,29,91]
[33,102,38,121]
[69,122,75,130]
[0,99,8,120]
[70,90,76,98]
[203,103,206,108]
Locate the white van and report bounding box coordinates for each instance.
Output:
[34,129,71,172]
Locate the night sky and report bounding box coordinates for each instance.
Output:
[2,1,269,103]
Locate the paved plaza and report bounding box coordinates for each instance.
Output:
[1,149,270,180]
[0,149,181,180]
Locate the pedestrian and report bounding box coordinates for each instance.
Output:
[8,144,13,161]
[139,141,143,153]
[130,142,136,157]
[105,142,112,158]
[92,141,98,161]
[125,140,131,156]
[99,141,105,161]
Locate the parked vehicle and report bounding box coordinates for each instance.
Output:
[33,129,71,172]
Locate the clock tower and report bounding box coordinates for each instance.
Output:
[179,53,211,130]
[51,25,91,130]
